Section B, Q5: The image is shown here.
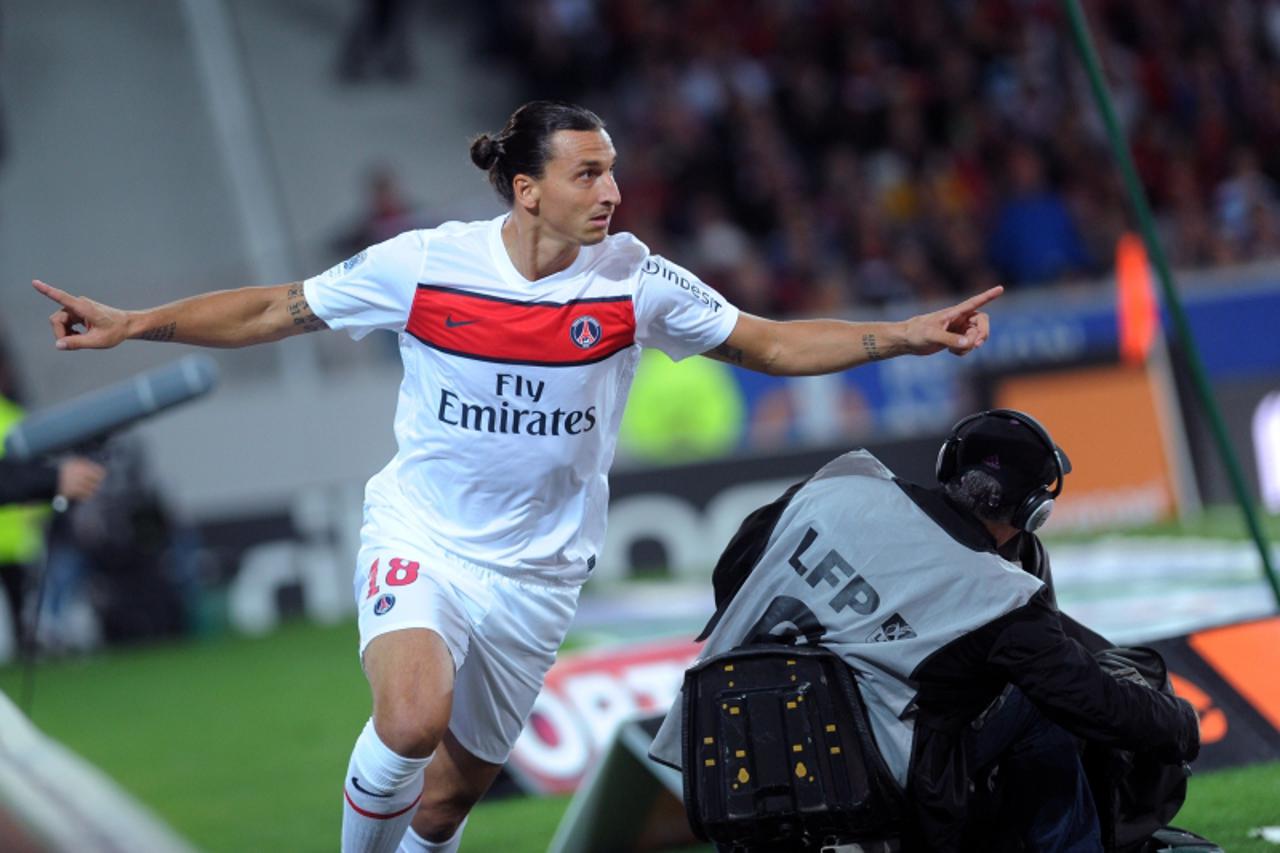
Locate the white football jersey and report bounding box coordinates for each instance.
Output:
[304,215,740,584]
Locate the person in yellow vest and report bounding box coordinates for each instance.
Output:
[619,348,745,463]
[0,393,106,653]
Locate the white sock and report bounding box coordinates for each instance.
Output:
[341,718,432,853]
[397,817,468,853]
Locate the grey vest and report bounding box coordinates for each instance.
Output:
[650,450,1044,785]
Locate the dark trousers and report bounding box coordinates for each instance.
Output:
[1,561,30,650]
[967,687,1103,852]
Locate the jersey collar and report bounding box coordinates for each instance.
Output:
[489,215,594,289]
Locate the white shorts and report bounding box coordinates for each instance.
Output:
[353,535,580,765]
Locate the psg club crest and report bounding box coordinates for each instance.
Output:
[373,594,396,616]
[570,315,602,350]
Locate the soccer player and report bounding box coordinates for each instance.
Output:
[34,101,1001,853]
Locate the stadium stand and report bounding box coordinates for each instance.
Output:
[468,0,1280,313]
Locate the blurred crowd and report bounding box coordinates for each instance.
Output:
[468,0,1280,315]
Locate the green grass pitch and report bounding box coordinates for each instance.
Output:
[1,618,1277,851]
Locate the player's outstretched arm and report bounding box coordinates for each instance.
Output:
[33,280,328,350]
[705,286,1002,376]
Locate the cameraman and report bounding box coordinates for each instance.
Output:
[0,456,106,654]
[0,456,105,506]
[651,409,1200,852]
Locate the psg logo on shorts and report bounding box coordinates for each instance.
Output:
[373,594,396,616]
[570,315,602,350]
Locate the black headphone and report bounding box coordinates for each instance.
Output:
[935,408,1067,532]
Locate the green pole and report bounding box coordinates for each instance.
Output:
[1064,0,1280,609]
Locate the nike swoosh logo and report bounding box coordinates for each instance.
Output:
[350,776,393,798]
[445,315,479,328]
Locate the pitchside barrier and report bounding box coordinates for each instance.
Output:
[1149,616,1280,770]
[545,616,1280,850]
[0,692,196,853]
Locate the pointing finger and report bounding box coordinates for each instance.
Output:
[948,285,1004,319]
[33,279,80,309]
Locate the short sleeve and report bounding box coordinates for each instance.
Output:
[302,231,427,340]
[633,255,740,361]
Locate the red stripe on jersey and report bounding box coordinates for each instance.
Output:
[405,285,636,367]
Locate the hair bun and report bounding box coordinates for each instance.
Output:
[470,134,501,170]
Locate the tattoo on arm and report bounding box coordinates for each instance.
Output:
[139,322,176,342]
[712,342,745,365]
[285,283,326,333]
[862,333,883,361]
